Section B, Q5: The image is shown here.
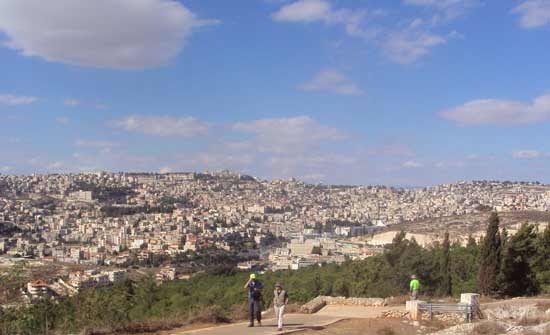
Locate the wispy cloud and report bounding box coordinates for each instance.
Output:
[112,115,210,137]
[75,139,118,148]
[382,30,447,64]
[0,94,38,105]
[440,93,550,126]
[298,69,363,95]
[401,160,423,168]
[56,117,70,125]
[233,116,348,154]
[64,99,80,107]
[272,0,369,37]
[403,0,481,22]
[512,150,546,160]
[512,0,550,29]
[272,0,457,64]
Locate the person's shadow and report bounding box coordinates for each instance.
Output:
[263,323,326,332]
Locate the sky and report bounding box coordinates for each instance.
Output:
[1,0,550,186]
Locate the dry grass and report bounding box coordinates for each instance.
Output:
[420,319,448,332]
[376,326,396,335]
[229,303,249,321]
[471,321,507,335]
[478,296,498,304]
[518,316,543,326]
[87,319,185,335]
[536,301,550,311]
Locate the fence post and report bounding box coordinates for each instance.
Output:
[406,300,424,321]
[460,293,480,321]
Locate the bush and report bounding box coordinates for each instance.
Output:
[471,321,507,335]
[190,305,230,324]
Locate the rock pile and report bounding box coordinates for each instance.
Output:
[423,312,466,324]
[382,310,410,319]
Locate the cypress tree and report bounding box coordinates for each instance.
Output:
[439,231,452,296]
[499,223,538,296]
[501,226,509,248]
[478,212,502,296]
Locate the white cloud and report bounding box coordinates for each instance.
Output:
[0,94,37,105]
[512,0,550,29]
[112,115,209,137]
[383,30,447,64]
[64,99,80,107]
[298,69,363,95]
[272,0,368,37]
[401,160,423,168]
[512,150,542,160]
[440,94,550,126]
[56,117,70,125]
[272,0,332,22]
[0,0,218,69]
[1,166,11,173]
[233,116,348,154]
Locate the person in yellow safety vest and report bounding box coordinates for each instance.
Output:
[410,274,420,300]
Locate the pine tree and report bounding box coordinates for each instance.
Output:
[534,226,550,293]
[439,231,452,296]
[478,212,502,296]
[385,230,407,267]
[499,223,538,296]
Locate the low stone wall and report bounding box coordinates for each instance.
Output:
[323,296,387,307]
[301,296,387,313]
[301,296,326,314]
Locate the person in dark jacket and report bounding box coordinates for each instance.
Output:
[244,273,263,327]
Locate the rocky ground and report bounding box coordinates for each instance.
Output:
[306,298,550,335]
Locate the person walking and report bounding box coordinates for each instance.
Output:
[410,274,420,300]
[273,283,289,331]
[244,273,263,327]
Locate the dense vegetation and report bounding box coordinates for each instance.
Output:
[2,213,550,335]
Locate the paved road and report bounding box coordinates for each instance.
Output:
[172,305,406,334]
[173,314,342,335]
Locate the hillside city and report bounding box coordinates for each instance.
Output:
[1,171,550,304]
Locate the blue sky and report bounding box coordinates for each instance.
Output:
[1,0,550,185]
